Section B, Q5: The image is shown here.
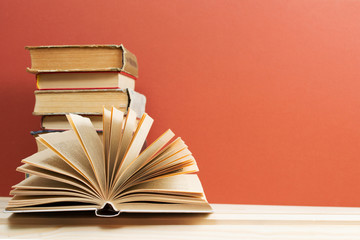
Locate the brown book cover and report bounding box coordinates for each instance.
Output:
[26,44,138,78]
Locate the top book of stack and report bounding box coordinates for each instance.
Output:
[26,45,138,79]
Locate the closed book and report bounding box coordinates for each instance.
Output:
[26,44,138,78]
[33,89,146,117]
[36,72,135,90]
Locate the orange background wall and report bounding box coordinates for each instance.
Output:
[1,0,360,206]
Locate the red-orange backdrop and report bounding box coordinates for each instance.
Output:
[1,0,360,206]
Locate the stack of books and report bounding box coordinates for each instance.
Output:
[26,45,146,151]
[6,44,212,216]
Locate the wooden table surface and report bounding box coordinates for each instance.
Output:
[1,197,360,239]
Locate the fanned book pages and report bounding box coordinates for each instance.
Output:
[6,108,212,217]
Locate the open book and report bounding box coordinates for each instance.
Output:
[6,108,212,217]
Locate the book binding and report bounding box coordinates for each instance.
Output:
[95,203,121,217]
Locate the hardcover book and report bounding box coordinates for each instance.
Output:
[36,72,135,90]
[33,89,146,117]
[26,44,138,78]
[7,108,212,216]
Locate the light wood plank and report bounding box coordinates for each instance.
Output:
[1,197,360,239]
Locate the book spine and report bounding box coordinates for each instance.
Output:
[121,45,139,78]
